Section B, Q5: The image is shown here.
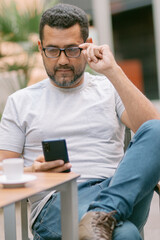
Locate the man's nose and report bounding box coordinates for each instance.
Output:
[57,50,69,65]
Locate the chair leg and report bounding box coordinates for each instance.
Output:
[20,199,29,240]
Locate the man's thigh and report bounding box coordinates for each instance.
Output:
[32,192,62,240]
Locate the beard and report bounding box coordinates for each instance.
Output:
[45,64,86,88]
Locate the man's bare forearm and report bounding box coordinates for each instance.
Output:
[80,43,160,132]
[105,65,160,131]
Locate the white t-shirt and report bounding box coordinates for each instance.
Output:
[0,72,125,225]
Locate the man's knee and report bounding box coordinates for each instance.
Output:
[133,119,160,149]
[140,119,160,138]
[113,221,142,240]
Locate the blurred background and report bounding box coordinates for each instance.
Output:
[0,0,160,239]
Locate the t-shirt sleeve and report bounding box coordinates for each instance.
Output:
[0,95,25,153]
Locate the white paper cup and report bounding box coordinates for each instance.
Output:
[0,158,24,180]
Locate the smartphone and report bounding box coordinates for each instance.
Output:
[42,139,70,172]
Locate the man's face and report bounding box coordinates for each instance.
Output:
[39,24,87,88]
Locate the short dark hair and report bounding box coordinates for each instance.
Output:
[39,3,89,42]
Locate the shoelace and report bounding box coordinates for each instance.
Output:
[91,211,116,240]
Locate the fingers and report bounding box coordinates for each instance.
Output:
[80,43,103,63]
[39,159,64,171]
[33,156,71,173]
[50,162,72,173]
[79,43,91,50]
[35,155,45,163]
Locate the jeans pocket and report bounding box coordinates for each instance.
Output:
[33,231,45,240]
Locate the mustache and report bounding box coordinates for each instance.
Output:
[55,66,74,71]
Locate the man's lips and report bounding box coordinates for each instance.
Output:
[55,68,74,75]
[57,69,71,72]
[55,66,74,72]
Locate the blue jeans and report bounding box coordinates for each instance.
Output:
[32,120,160,240]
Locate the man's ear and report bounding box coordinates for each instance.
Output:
[86,38,93,43]
[38,40,43,55]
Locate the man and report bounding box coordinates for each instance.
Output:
[0,3,160,240]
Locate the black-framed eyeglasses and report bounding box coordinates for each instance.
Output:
[42,46,83,58]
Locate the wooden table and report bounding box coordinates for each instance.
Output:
[0,172,80,240]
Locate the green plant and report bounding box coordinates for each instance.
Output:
[0,2,37,42]
[0,0,58,43]
[0,0,59,116]
[1,62,31,86]
[0,0,58,81]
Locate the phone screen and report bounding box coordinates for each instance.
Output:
[42,139,70,172]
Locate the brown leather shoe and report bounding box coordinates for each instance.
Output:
[79,211,116,240]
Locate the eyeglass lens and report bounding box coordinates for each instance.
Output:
[44,47,81,58]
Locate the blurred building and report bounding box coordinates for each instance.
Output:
[59,0,160,100]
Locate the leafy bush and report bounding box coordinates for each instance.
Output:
[0,0,58,42]
[0,0,58,116]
